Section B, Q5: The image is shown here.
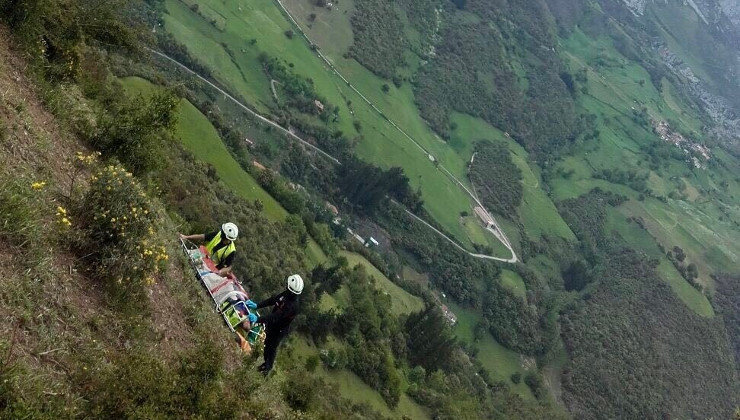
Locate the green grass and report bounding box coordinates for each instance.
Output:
[447,301,534,399]
[162,0,515,257]
[305,238,329,267]
[500,270,526,299]
[121,76,287,219]
[449,113,576,242]
[290,337,430,419]
[120,76,328,267]
[605,206,714,317]
[620,198,737,292]
[339,251,423,315]
[281,0,356,57]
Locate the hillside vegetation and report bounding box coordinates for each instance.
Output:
[2,0,739,417]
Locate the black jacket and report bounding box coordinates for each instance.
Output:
[257,290,299,332]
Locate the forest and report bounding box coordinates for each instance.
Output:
[556,188,737,417]
[348,0,407,79]
[409,0,578,157]
[468,141,523,217]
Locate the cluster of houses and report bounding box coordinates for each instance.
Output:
[653,120,711,168]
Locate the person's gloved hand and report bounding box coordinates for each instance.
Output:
[245,300,257,309]
[248,313,258,324]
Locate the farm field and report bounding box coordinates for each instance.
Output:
[339,251,424,315]
[161,0,510,257]
[447,301,534,399]
[290,337,430,419]
[550,29,739,297]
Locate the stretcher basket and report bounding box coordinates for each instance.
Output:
[181,238,266,348]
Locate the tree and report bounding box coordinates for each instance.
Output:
[524,372,545,399]
[405,306,456,371]
[686,263,698,280]
[382,83,390,93]
[562,260,591,291]
[673,246,686,262]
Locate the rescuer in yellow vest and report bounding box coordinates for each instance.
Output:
[179,222,238,277]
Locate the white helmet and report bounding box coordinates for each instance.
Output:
[287,274,304,295]
[221,222,239,241]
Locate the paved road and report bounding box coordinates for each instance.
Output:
[149,47,517,263]
[146,48,340,165]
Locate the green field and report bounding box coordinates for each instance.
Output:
[339,251,424,315]
[291,337,430,419]
[448,112,576,242]
[162,0,512,257]
[605,206,714,317]
[500,269,527,300]
[447,301,534,399]
[549,28,739,301]
[120,76,328,267]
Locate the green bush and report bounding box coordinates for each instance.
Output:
[75,163,168,303]
[0,0,139,82]
[92,90,178,175]
[524,372,545,399]
[305,354,320,372]
[282,368,318,411]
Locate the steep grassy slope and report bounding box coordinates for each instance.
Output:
[338,251,423,315]
[0,33,304,418]
[119,76,328,267]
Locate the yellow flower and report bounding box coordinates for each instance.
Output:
[31,181,46,190]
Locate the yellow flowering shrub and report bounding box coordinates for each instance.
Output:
[31,181,47,190]
[56,206,72,228]
[80,164,168,300]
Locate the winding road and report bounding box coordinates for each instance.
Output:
[148,45,517,263]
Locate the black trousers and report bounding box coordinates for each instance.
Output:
[262,327,287,372]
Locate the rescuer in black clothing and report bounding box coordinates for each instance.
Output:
[253,274,303,375]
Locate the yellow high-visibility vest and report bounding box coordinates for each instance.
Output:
[205,231,236,266]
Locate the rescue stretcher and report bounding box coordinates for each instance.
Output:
[180,238,266,348]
